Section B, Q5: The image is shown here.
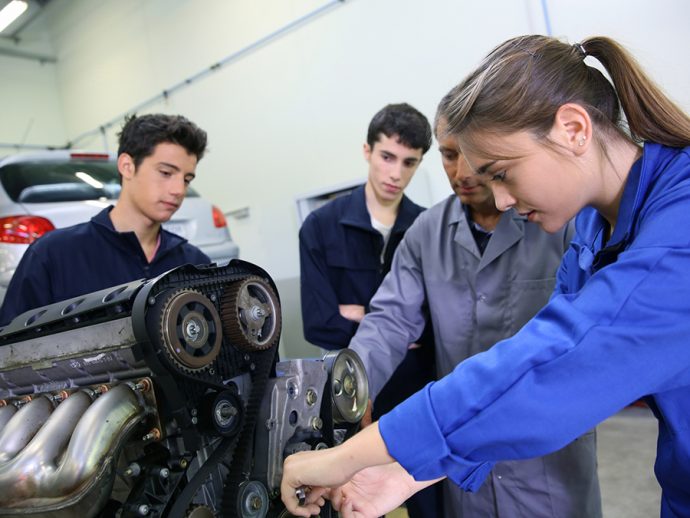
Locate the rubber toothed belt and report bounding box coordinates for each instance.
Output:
[167,342,276,517]
[167,302,279,517]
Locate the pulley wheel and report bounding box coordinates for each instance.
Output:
[324,349,369,424]
[221,277,281,352]
[236,480,269,518]
[158,289,222,371]
[211,390,243,437]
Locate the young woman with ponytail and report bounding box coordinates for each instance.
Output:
[281,35,690,518]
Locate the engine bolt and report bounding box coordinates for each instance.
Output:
[134,378,152,393]
[343,374,356,397]
[124,462,141,477]
[55,390,70,402]
[142,428,161,442]
[287,380,299,399]
[306,388,318,406]
[137,504,150,515]
[310,416,323,431]
[158,467,170,479]
[220,405,237,419]
[250,495,263,511]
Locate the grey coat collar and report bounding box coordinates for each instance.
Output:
[449,198,526,271]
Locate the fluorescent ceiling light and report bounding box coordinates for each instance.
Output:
[0,0,28,34]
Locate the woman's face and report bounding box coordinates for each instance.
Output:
[459,130,593,233]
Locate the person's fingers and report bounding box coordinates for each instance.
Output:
[280,482,310,516]
[282,502,312,518]
[329,487,344,510]
[305,486,329,505]
[340,497,354,518]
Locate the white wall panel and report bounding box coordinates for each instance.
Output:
[0,56,65,147]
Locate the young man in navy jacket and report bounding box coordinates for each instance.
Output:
[299,103,440,517]
[0,114,210,325]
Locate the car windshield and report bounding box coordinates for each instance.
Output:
[0,159,199,203]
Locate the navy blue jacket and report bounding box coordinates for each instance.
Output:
[299,184,424,350]
[0,207,210,325]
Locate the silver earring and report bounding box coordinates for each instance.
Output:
[578,136,586,147]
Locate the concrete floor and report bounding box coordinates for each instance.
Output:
[597,404,661,517]
[389,405,662,517]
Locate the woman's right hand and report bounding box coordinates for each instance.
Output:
[281,447,356,517]
[280,422,396,516]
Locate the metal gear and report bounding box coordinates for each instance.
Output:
[220,276,281,352]
[156,288,223,372]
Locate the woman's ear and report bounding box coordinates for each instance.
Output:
[551,103,592,156]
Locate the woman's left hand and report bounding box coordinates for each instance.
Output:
[330,462,428,518]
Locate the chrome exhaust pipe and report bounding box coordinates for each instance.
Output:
[0,405,17,437]
[0,384,145,515]
[0,395,54,464]
[52,383,144,495]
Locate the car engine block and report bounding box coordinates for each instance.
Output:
[0,260,368,517]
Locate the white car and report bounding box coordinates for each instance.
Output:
[0,150,239,303]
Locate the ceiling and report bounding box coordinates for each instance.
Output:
[0,0,55,63]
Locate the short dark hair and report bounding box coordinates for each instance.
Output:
[117,113,208,167]
[366,103,432,154]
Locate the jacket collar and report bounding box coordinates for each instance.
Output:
[339,184,421,233]
[91,206,187,261]
[575,142,678,273]
[450,197,524,268]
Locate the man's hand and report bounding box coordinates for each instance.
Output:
[339,304,366,323]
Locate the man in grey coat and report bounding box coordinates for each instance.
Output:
[349,94,602,517]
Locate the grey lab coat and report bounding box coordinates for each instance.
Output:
[350,195,602,518]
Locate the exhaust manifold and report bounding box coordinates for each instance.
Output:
[0,383,146,517]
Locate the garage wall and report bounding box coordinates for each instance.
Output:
[4,0,690,356]
[0,14,65,149]
[30,0,544,275]
[0,55,65,148]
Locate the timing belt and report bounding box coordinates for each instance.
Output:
[166,342,277,518]
[219,341,277,517]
